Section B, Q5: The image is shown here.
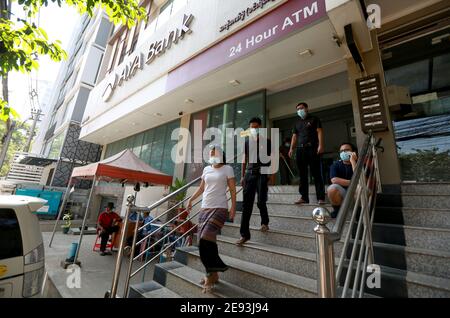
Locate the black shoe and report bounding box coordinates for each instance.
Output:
[100,252,106,256]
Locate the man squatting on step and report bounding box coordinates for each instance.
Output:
[328,142,358,218]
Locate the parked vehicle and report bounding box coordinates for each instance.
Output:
[0,196,46,298]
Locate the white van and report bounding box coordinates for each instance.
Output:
[0,196,46,298]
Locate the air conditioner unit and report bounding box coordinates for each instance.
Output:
[386,85,412,112]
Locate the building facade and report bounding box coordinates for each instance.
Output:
[79,0,450,211]
[32,10,114,188]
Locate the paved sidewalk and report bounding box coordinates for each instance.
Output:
[42,232,156,298]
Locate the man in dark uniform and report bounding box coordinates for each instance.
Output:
[288,102,326,205]
[236,117,275,246]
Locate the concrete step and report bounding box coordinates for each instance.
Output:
[216,235,317,278]
[153,261,262,298]
[221,223,325,253]
[233,212,332,234]
[269,185,321,194]
[373,243,450,280]
[239,202,332,218]
[400,183,450,195]
[128,280,181,298]
[375,207,450,229]
[175,246,317,298]
[267,194,329,204]
[373,223,450,253]
[373,266,450,298]
[221,223,450,279]
[378,193,450,209]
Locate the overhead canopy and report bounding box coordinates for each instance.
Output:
[71,149,173,186]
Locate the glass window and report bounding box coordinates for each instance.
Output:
[149,125,167,170]
[432,54,450,90]
[0,209,23,260]
[186,91,266,181]
[131,133,144,157]
[140,129,155,164]
[48,131,66,160]
[161,120,180,175]
[385,60,430,95]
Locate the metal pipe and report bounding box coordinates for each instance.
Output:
[313,207,336,298]
[73,176,96,264]
[110,194,134,298]
[49,179,73,247]
[359,246,370,298]
[123,209,142,298]
[341,197,365,298]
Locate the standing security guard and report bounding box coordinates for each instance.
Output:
[288,102,326,205]
[236,117,275,246]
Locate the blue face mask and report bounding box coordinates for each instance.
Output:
[297,109,307,119]
[340,152,351,162]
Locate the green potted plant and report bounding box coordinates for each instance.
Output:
[61,212,72,234]
[167,178,188,221]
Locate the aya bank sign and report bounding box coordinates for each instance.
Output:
[102,14,194,102]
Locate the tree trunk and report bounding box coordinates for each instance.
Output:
[0,0,15,171]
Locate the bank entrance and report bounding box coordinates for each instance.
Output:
[273,104,356,186]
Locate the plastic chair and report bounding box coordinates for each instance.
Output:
[93,230,116,252]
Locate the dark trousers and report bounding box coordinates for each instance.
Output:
[296,147,325,202]
[280,159,292,185]
[100,226,120,252]
[240,172,269,240]
[199,239,228,274]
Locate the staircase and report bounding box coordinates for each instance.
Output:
[371,183,450,298]
[128,183,450,298]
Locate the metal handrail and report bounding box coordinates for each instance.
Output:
[313,132,382,298]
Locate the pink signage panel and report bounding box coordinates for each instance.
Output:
[166,0,327,92]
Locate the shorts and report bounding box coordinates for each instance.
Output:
[328,184,347,198]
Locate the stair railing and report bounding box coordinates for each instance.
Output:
[108,157,243,298]
[313,132,382,298]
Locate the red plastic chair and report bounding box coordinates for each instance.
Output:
[93,230,116,252]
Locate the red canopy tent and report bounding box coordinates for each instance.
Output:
[48,149,173,264]
[70,149,173,185]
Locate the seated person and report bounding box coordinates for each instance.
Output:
[97,202,122,256]
[328,143,358,218]
[173,210,196,246]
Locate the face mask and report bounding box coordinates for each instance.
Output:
[297,109,307,119]
[250,128,259,137]
[285,143,290,148]
[340,152,351,162]
[209,156,222,165]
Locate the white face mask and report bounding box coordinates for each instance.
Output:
[250,128,259,137]
[208,156,222,165]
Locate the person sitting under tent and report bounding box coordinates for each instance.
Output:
[97,202,122,256]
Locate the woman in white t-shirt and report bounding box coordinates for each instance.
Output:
[187,146,237,293]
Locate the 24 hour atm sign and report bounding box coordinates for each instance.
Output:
[228,1,321,59]
[166,0,326,92]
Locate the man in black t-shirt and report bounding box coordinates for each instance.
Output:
[236,117,275,246]
[328,143,358,218]
[288,102,326,205]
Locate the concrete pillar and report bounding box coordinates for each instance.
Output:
[347,30,401,185]
[172,113,191,182]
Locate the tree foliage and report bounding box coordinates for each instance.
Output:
[0,0,147,121]
[0,121,29,176]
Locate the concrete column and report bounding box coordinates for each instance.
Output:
[347,30,401,185]
[172,113,191,182]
